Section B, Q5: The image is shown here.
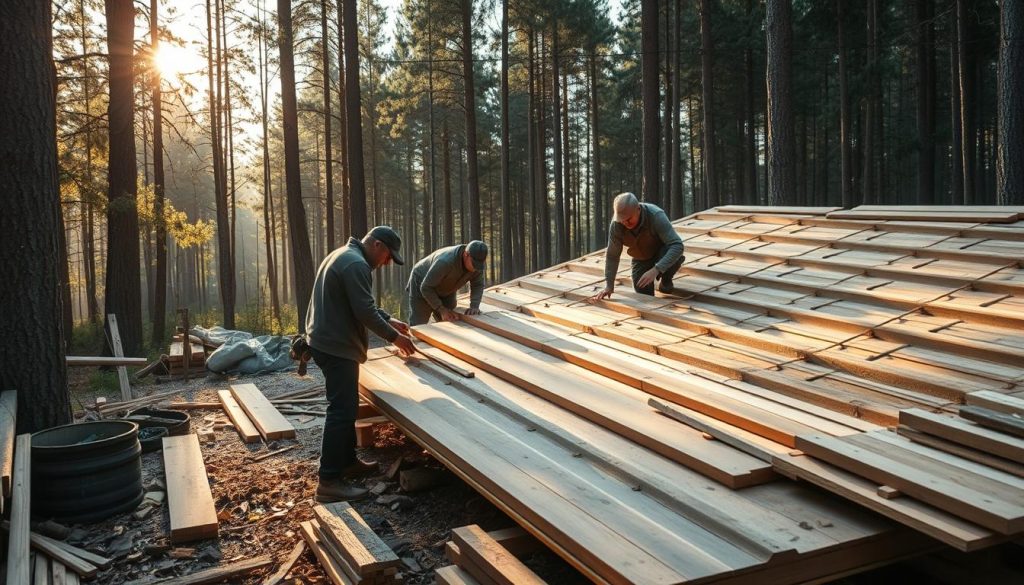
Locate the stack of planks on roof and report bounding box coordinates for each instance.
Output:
[301,502,402,584]
[361,344,934,584]
[438,525,546,585]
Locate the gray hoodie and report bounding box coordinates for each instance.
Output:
[305,238,397,363]
[407,244,485,310]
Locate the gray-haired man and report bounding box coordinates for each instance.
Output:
[589,192,684,302]
[404,240,488,326]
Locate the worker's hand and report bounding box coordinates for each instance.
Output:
[389,318,410,335]
[464,307,481,316]
[438,307,461,322]
[588,288,613,303]
[636,267,660,289]
[392,333,415,357]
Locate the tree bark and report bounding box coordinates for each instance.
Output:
[861,0,878,205]
[552,20,567,263]
[321,0,335,250]
[590,51,604,243]
[837,0,852,207]
[278,0,316,326]
[998,0,1024,203]
[915,0,936,204]
[150,0,167,344]
[343,0,367,236]
[257,0,280,324]
[957,0,974,204]
[0,0,71,432]
[699,0,717,208]
[461,0,482,240]
[766,0,796,205]
[499,0,512,279]
[641,0,660,206]
[103,0,143,355]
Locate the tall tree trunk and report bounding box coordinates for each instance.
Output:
[278,0,316,326]
[641,0,660,206]
[998,0,1024,203]
[499,0,512,279]
[957,0,974,204]
[552,20,567,263]
[699,0,717,208]
[744,0,757,205]
[915,0,936,204]
[538,32,551,267]
[861,0,878,205]
[206,0,234,328]
[0,0,71,432]
[837,0,852,207]
[335,1,350,241]
[950,9,964,204]
[220,0,239,309]
[426,0,436,250]
[321,0,335,250]
[150,0,167,344]
[443,122,453,246]
[257,0,280,324]
[528,29,538,270]
[343,0,367,236]
[104,0,143,355]
[461,0,482,240]
[766,0,795,206]
[590,51,604,243]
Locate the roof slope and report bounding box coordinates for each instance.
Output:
[361,206,1024,584]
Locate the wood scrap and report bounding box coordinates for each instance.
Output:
[958,405,1024,438]
[6,434,32,585]
[0,521,105,576]
[217,390,261,444]
[107,313,133,401]
[298,520,352,585]
[97,388,183,415]
[900,408,1024,463]
[0,390,16,501]
[897,425,1024,478]
[137,555,272,584]
[261,540,306,585]
[436,565,483,585]
[451,524,546,585]
[247,444,299,463]
[312,502,401,577]
[135,357,169,380]
[876,486,902,500]
[65,356,148,367]
[229,384,296,440]
[162,434,219,543]
[166,401,222,410]
[649,397,778,462]
[964,390,1024,417]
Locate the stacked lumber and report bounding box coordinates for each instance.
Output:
[361,347,935,584]
[301,502,402,584]
[167,339,206,376]
[94,388,184,417]
[438,525,546,585]
[229,384,296,440]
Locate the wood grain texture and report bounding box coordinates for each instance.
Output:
[217,390,261,443]
[6,434,31,585]
[229,383,296,440]
[162,434,218,543]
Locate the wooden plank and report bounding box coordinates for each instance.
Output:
[794,433,1024,534]
[486,527,542,557]
[313,502,400,576]
[6,434,31,585]
[897,426,1024,478]
[298,520,355,585]
[229,383,296,440]
[772,452,1001,551]
[958,405,1024,438]
[965,390,1024,417]
[31,531,111,569]
[414,323,776,487]
[648,398,779,462]
[865,429,1024,489]
[162,434,218,543]
[142,556,273,584]
[32,553,47,585]
[436,564,484,585]
[0,522,100,577]
[261,539,306,585]
[0,390,15,499]
[217,390,261,443]
[451,525,545,585]
[107,313,133,401]
[65,356,148,367]
[826,209,1020,223]
[900,408,1024,463]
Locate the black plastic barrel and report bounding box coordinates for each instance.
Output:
[32,421,144,523]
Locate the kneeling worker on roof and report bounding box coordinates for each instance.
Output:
[404,240,488,326]
[589,192,684,302]
[305,226,416,502]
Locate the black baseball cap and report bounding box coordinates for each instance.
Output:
[467,240,488,271]
[367,225,404,265]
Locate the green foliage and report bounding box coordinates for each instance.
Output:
[70,321,107,355]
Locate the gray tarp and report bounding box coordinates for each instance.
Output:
[202,330,294,375]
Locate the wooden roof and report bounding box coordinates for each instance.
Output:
[361,206,1024,584]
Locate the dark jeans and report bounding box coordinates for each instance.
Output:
[310,347,360,480]
[630,247,684,296]
[404,287,456,326]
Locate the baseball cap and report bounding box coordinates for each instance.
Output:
[367,225,404,265]
[466,240,488,271]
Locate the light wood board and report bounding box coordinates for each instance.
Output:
[162,434,219,542]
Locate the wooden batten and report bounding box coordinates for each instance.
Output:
[162,434,219,543]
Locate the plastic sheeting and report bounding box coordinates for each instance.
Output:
[203,330,294,375]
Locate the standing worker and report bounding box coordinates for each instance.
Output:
[589,192,684,302]
[305,226,416,502]
[404,240,488,326]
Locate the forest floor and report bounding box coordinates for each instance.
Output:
[63,353,1023,584]
[64,345,589,585]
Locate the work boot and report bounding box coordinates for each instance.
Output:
[657,281,675,295]
[341,458,380,479]
[315,478,369,503]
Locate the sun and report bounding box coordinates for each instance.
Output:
[153,44,204,78]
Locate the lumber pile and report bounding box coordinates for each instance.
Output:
[301,502,402,584]
[359,206,1024,583]
[167,337,206,376]
[229,384,295,440]
[438,525,546,585]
